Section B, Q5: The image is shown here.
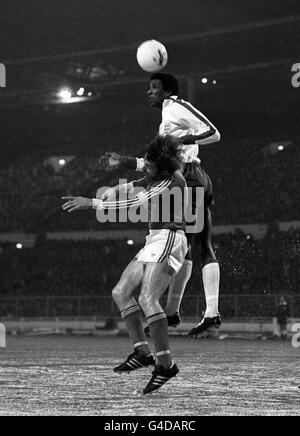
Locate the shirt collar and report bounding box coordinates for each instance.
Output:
[163,95,178,107]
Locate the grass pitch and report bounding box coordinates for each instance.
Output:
[0,335,299,416]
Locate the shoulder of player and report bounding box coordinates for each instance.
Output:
[171,97,191,107]
[169,97,200,115]
[132,176,148,188]
[150,172,186,189]
[170,170,187,187]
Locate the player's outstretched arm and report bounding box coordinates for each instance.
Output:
[62,196,93,212]
[179,129,220,145]
[101,183,133,201]
[99,152,144,172]
[99,152,123,170]
[62,182,136,213]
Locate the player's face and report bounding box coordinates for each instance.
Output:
[143,159,158,178]
[147,80,169,107]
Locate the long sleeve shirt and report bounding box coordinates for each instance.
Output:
[132,96,220,171]
[94,170,188,231]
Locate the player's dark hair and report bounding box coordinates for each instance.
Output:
[145,135,182,177]
[150,73,179,95]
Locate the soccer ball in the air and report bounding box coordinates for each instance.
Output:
[136,40,168,73]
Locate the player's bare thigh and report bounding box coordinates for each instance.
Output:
[112,257,144,302]
[139,260,174,316]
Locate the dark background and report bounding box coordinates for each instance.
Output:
[0,1,299,315]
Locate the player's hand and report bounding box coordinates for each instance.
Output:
[99,152,122,170]
[61,196,92,213]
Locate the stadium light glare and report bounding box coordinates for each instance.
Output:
[58,159,66,166]
[212,80,217,85]
[77,87,85,96]
[16,243,23,250]
[278,145,285,151]
[58,88,72,100]
[201,77,208,84]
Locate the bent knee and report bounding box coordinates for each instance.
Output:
[112,285,123,304]
[138,293,155,311]
[138,294,147,310]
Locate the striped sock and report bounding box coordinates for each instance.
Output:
[121,303,150,355]
[147,312,172,369]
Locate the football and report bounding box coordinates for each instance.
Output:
[136,39,168,73]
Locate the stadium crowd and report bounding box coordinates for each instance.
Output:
[0,102,299,232]
[0,100,299,319]
[0,228,299,317]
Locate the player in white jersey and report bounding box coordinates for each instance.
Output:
[101,73,221,337]
[62,135,188,394]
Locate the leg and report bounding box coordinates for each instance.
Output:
[163,179,196,320]
[188,207,221,337]
[281,323,288,340]
[164,200,196,319]
[164,206,220,320]
[164,181,215,320]
[112,257,144,311]
[164,241,193,318]
[198,207,220,318]
[138,261,180,394]
[198,206,217,264]
[139,260,174,369]
[112,258,151,358]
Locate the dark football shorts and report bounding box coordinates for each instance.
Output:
[183,162,214,209]
[183,162,214,250]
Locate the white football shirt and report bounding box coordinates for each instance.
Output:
[136,96,220,170]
